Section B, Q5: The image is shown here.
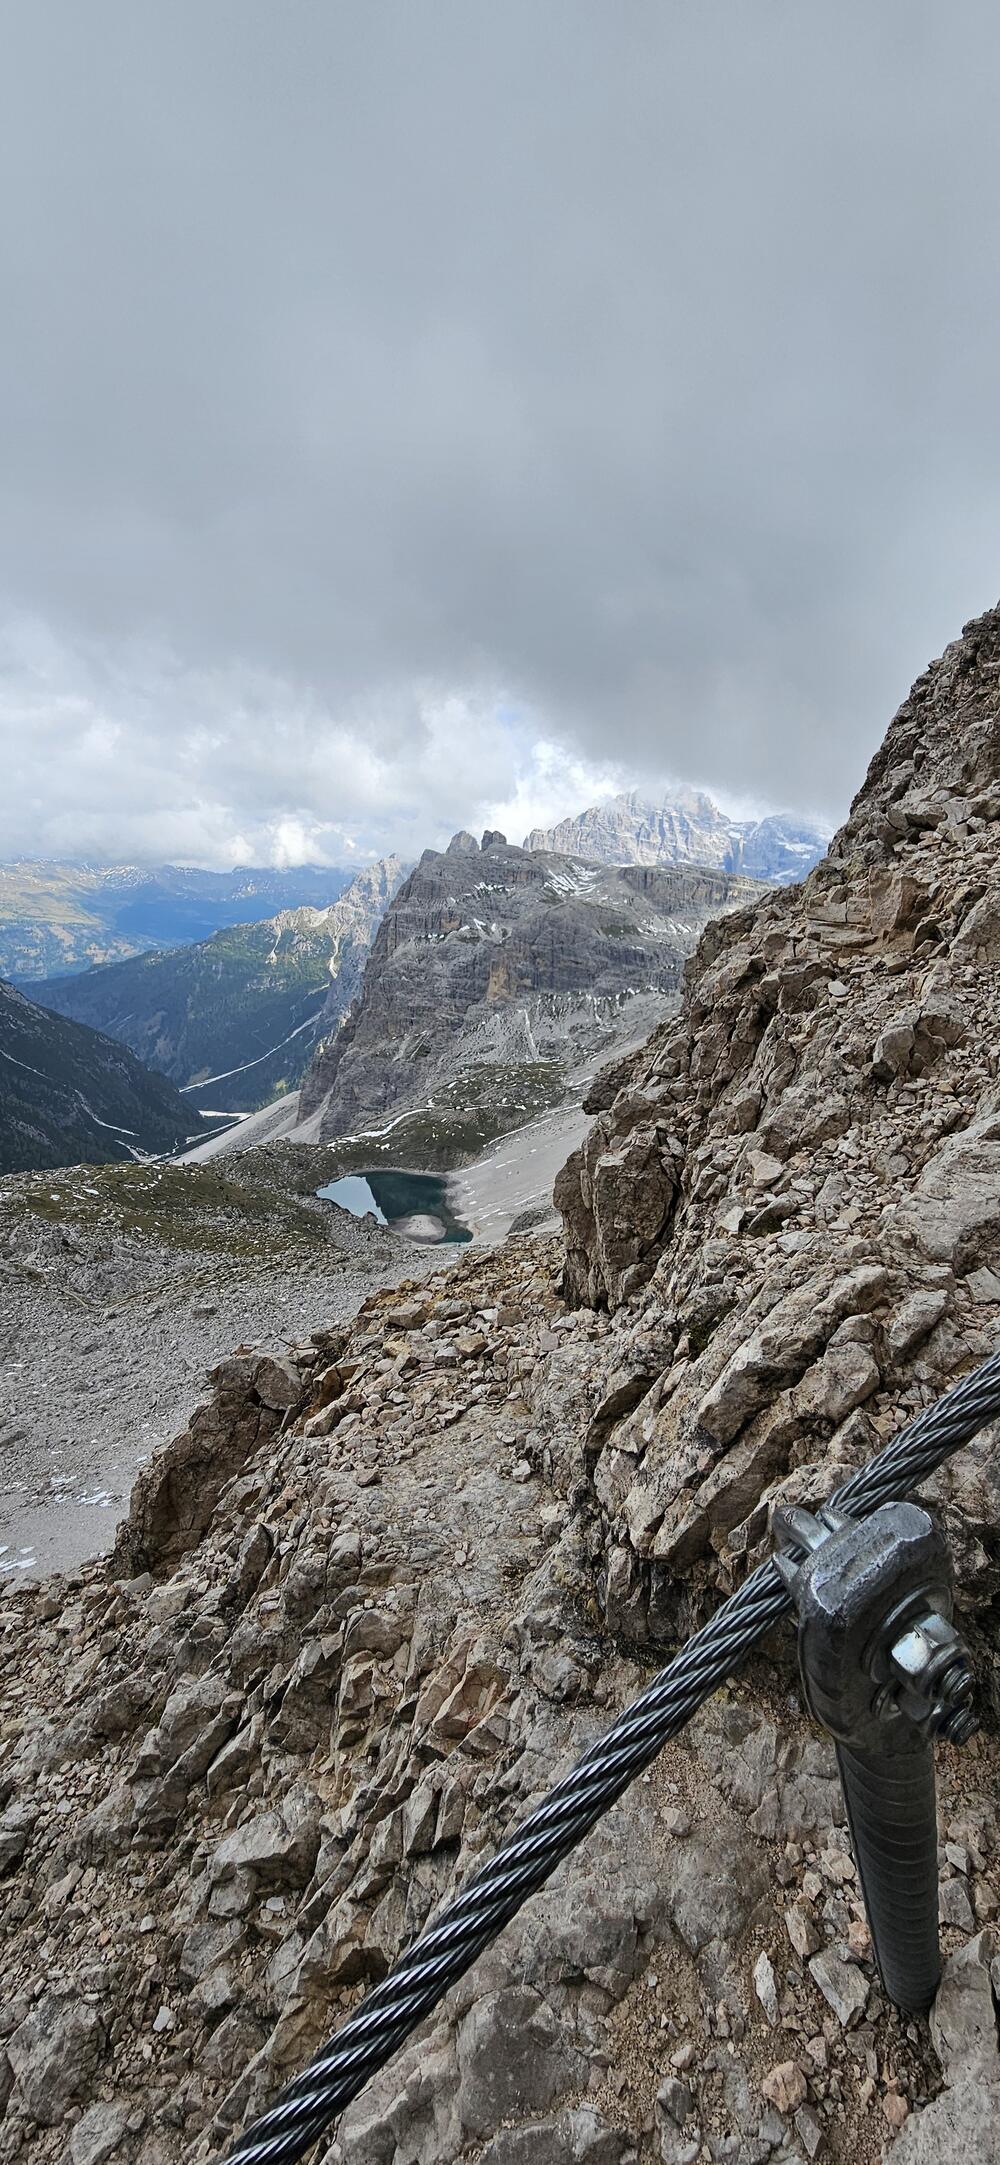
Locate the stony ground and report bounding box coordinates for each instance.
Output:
[0,1064,613,1583]
[2,604,1000,2165]
[0,1151,440,1579]
[1,1238,998,2165]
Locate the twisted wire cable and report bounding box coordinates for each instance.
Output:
[222,1346,1000,2165]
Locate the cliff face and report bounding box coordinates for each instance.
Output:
[525,788,830,886]
[555,604,1000,1644]
[299,832,762,1148]
[1,613,1000,2165]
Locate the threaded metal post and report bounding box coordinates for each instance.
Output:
[836,1739,941,2014]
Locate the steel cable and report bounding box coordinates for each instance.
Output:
[222,1346,1000,2165]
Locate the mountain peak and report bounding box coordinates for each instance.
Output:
[525,788,829,887]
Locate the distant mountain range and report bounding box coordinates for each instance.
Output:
[0,979,194,1174]
[0,791,826,1170]
[30,858,408,1115]
[525,787,830,885]
[0,860,353,982]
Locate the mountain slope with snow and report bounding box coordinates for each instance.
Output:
[525,786,830,884]
[0,861,355,982]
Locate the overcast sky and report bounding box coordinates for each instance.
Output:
[2,3,999,868]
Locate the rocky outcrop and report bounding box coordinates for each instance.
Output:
[110,1349,311,1580]
[555,601,1000,1649]
[2,607,1000,2165]
[300,837,761,1150]
[525,790,830,887]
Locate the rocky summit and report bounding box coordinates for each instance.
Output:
[300,835,761,1158]
[1,607,1000,2165]
[525,790,830,887]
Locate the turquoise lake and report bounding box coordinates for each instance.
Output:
[317,1169,473,1244]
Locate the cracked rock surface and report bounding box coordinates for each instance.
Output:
[2,606,1000,2164]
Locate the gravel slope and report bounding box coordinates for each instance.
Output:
[0,1154,440,1579]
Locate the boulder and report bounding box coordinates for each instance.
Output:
[8,1996,105,2125]
[455,1989,589,2139]
[70,2102,131,2165]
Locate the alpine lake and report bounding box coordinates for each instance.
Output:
[317,1169,472,1246]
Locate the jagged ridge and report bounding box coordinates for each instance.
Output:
[300,830,762,1154]
[525,787,830,886]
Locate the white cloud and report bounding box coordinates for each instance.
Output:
[480,737,626,845]
[0,616,636,868]
[5,7,999,857]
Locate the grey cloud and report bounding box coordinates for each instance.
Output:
[2,0,1000,861]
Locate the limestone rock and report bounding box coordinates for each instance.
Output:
[896,1111,1000,1271]
[929,1929,1000,2085]
[808,1948,869,2027]
[891,2078,1000,2163]
[112,1354,288,1577]
[455,1989,589,2139]
[478,2107,635,2164]
[7,1997,105,2125]
[208,1795,321,1894]
[761,2060,807,2115]
[0,1797,38,1874]
[69,2102,131,2165]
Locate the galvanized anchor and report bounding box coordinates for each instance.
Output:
[773,1497,978,2014]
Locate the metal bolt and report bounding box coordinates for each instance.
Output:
[888,1610,979,1743]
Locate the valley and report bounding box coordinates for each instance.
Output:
[0,1146,441,1581]
[0,979,199,1173]
[2,606,999,2165]
[26,856,407,1114]
[0,860,352,982]
[0,992,636,1581]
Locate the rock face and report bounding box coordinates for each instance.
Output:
[1,607,1000,2165]
[30,857,408,1116]
[2,1235,998,2165]
[0,979,195,1173]
[525,789,830,886]
[300,835,761,1153]
[553,600,1000,1653]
